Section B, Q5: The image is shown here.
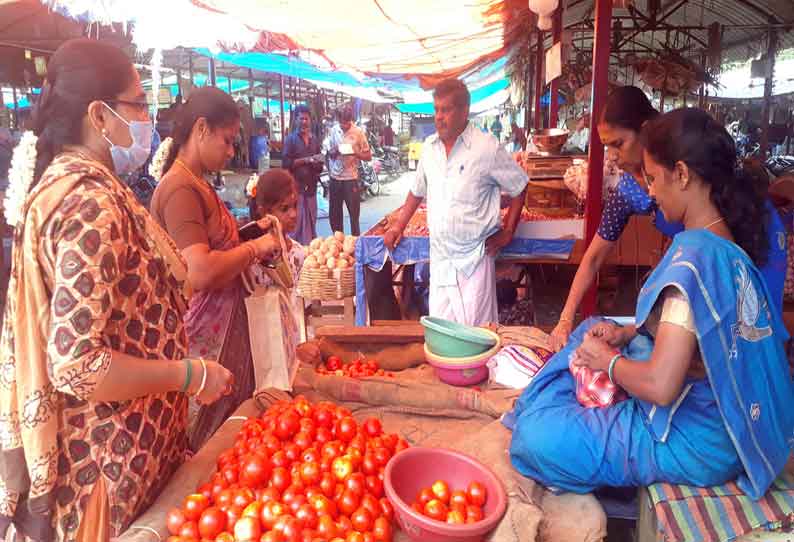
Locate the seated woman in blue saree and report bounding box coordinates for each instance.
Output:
[508,108,794,500]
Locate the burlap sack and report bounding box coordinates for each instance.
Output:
[316,337,426,371]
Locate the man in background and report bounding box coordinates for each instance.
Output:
[384,79,528,325]
[382,118,395,147]
[283,104,323,244]
[326,107,371,235]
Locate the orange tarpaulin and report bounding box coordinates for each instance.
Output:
[189,0,507,76]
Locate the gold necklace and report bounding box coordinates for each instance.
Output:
[702,217,725,230]
[174,158,208,186]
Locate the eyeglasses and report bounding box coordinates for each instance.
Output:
[105,99,150,115]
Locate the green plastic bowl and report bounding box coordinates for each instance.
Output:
[420,316,498,358]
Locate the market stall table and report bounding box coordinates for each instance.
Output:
[354,206,581,325]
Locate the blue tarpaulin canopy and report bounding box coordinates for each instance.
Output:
[395,77,510,114]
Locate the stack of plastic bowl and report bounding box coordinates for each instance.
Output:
[420,316,501,386]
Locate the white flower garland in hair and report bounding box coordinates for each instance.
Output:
[246,172,259,199]
[3,131,38,227]
[148,136,174,181]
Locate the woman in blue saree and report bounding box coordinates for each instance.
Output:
[509,108,794,500]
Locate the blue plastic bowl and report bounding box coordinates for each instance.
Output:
[420,316,498,358]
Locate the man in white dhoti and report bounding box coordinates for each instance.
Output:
[384,79,528,326]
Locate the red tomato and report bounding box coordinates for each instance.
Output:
[346,532,365,542]
[361,455,378,476]
[465,504,484,523]
[466,481,487,507]
[282,485,303,505]
[316,427,334,444]
[316,514,338,539]
[325,356,342,371]
[271,450,290,469]
[372,516,393,542]
[302,448,321,464]
[336,515,353,534]
[243,501,264,519]
[394,439,410,453]
[221,465,239,485]
[378,498,394,521]
[313,407,335,429]
[240,454,272,488]
[275,410,301,441]
[364,476,383,498]
[300,461,322,486]
[260,531,281,542]
[233,488,256,509]
[165,536,184,542]
[319,473,336,498]
[260,487,281,503]
[284,443,302,463]
[309,494,338,518]
[430,480,450,504]
[182,493,209,521]
[334,417,358,443]
[197,506,227,539]
[262,433,282,455]
[292,434,314,452]
[424,499,448,522]
[416,488,434,507]
[270,466,291,492]
[372,448,391,468]
[380,434,398,451]
[447,509,465,524]
[196,482,212,500]
[295,503,319,530]
[344,473,366,497]
[332,456,354,482]
[411,501,424,515]
[350,507,373,532]
[233,516,262,541]
[216,532,235,542]
[359,494,380,519]
[273,515,301,541]
[225,504,243,527]
[288,495,308,515]
[261,501,288,530]
[337,489,360,516]
[166,508,186,535]
[178,520,199,540]
[322,441,344,461]
[362,418,382,438]
[450,490,468,509]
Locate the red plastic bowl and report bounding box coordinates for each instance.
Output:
[384,447,507,542]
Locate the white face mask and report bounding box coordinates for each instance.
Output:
[102,101,153,175]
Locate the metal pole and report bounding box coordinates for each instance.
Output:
[534,30,544,131]
[279,74,286,142]
[188,50,194,90]
[525,45,535,133]
[760,28,777,157]
[11,87,19,130]
[208,57,217,87]
[549,8,563,128]
[227,74,233,94]
[582,0,613,318]
[176,69,183,98]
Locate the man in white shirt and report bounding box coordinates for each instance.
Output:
[325,107,372,235]
[384,79,528,325]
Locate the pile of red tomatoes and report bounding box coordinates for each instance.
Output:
[166,396,409,542]
[315,357,391,379]
[410,480,488,525]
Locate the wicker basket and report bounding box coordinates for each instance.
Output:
[297,265,356,300]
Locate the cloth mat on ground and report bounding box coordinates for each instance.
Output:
[643,461,794,542]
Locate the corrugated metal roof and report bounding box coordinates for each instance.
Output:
[560,0,794,65]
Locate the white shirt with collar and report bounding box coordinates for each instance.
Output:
[411,121,528,287]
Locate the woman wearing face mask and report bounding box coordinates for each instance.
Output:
[549,87,787,351]
[0,39,233,542]
[509,108,794,500]
[150,87,280,451]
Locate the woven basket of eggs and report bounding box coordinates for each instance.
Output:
[297,232,357,300]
